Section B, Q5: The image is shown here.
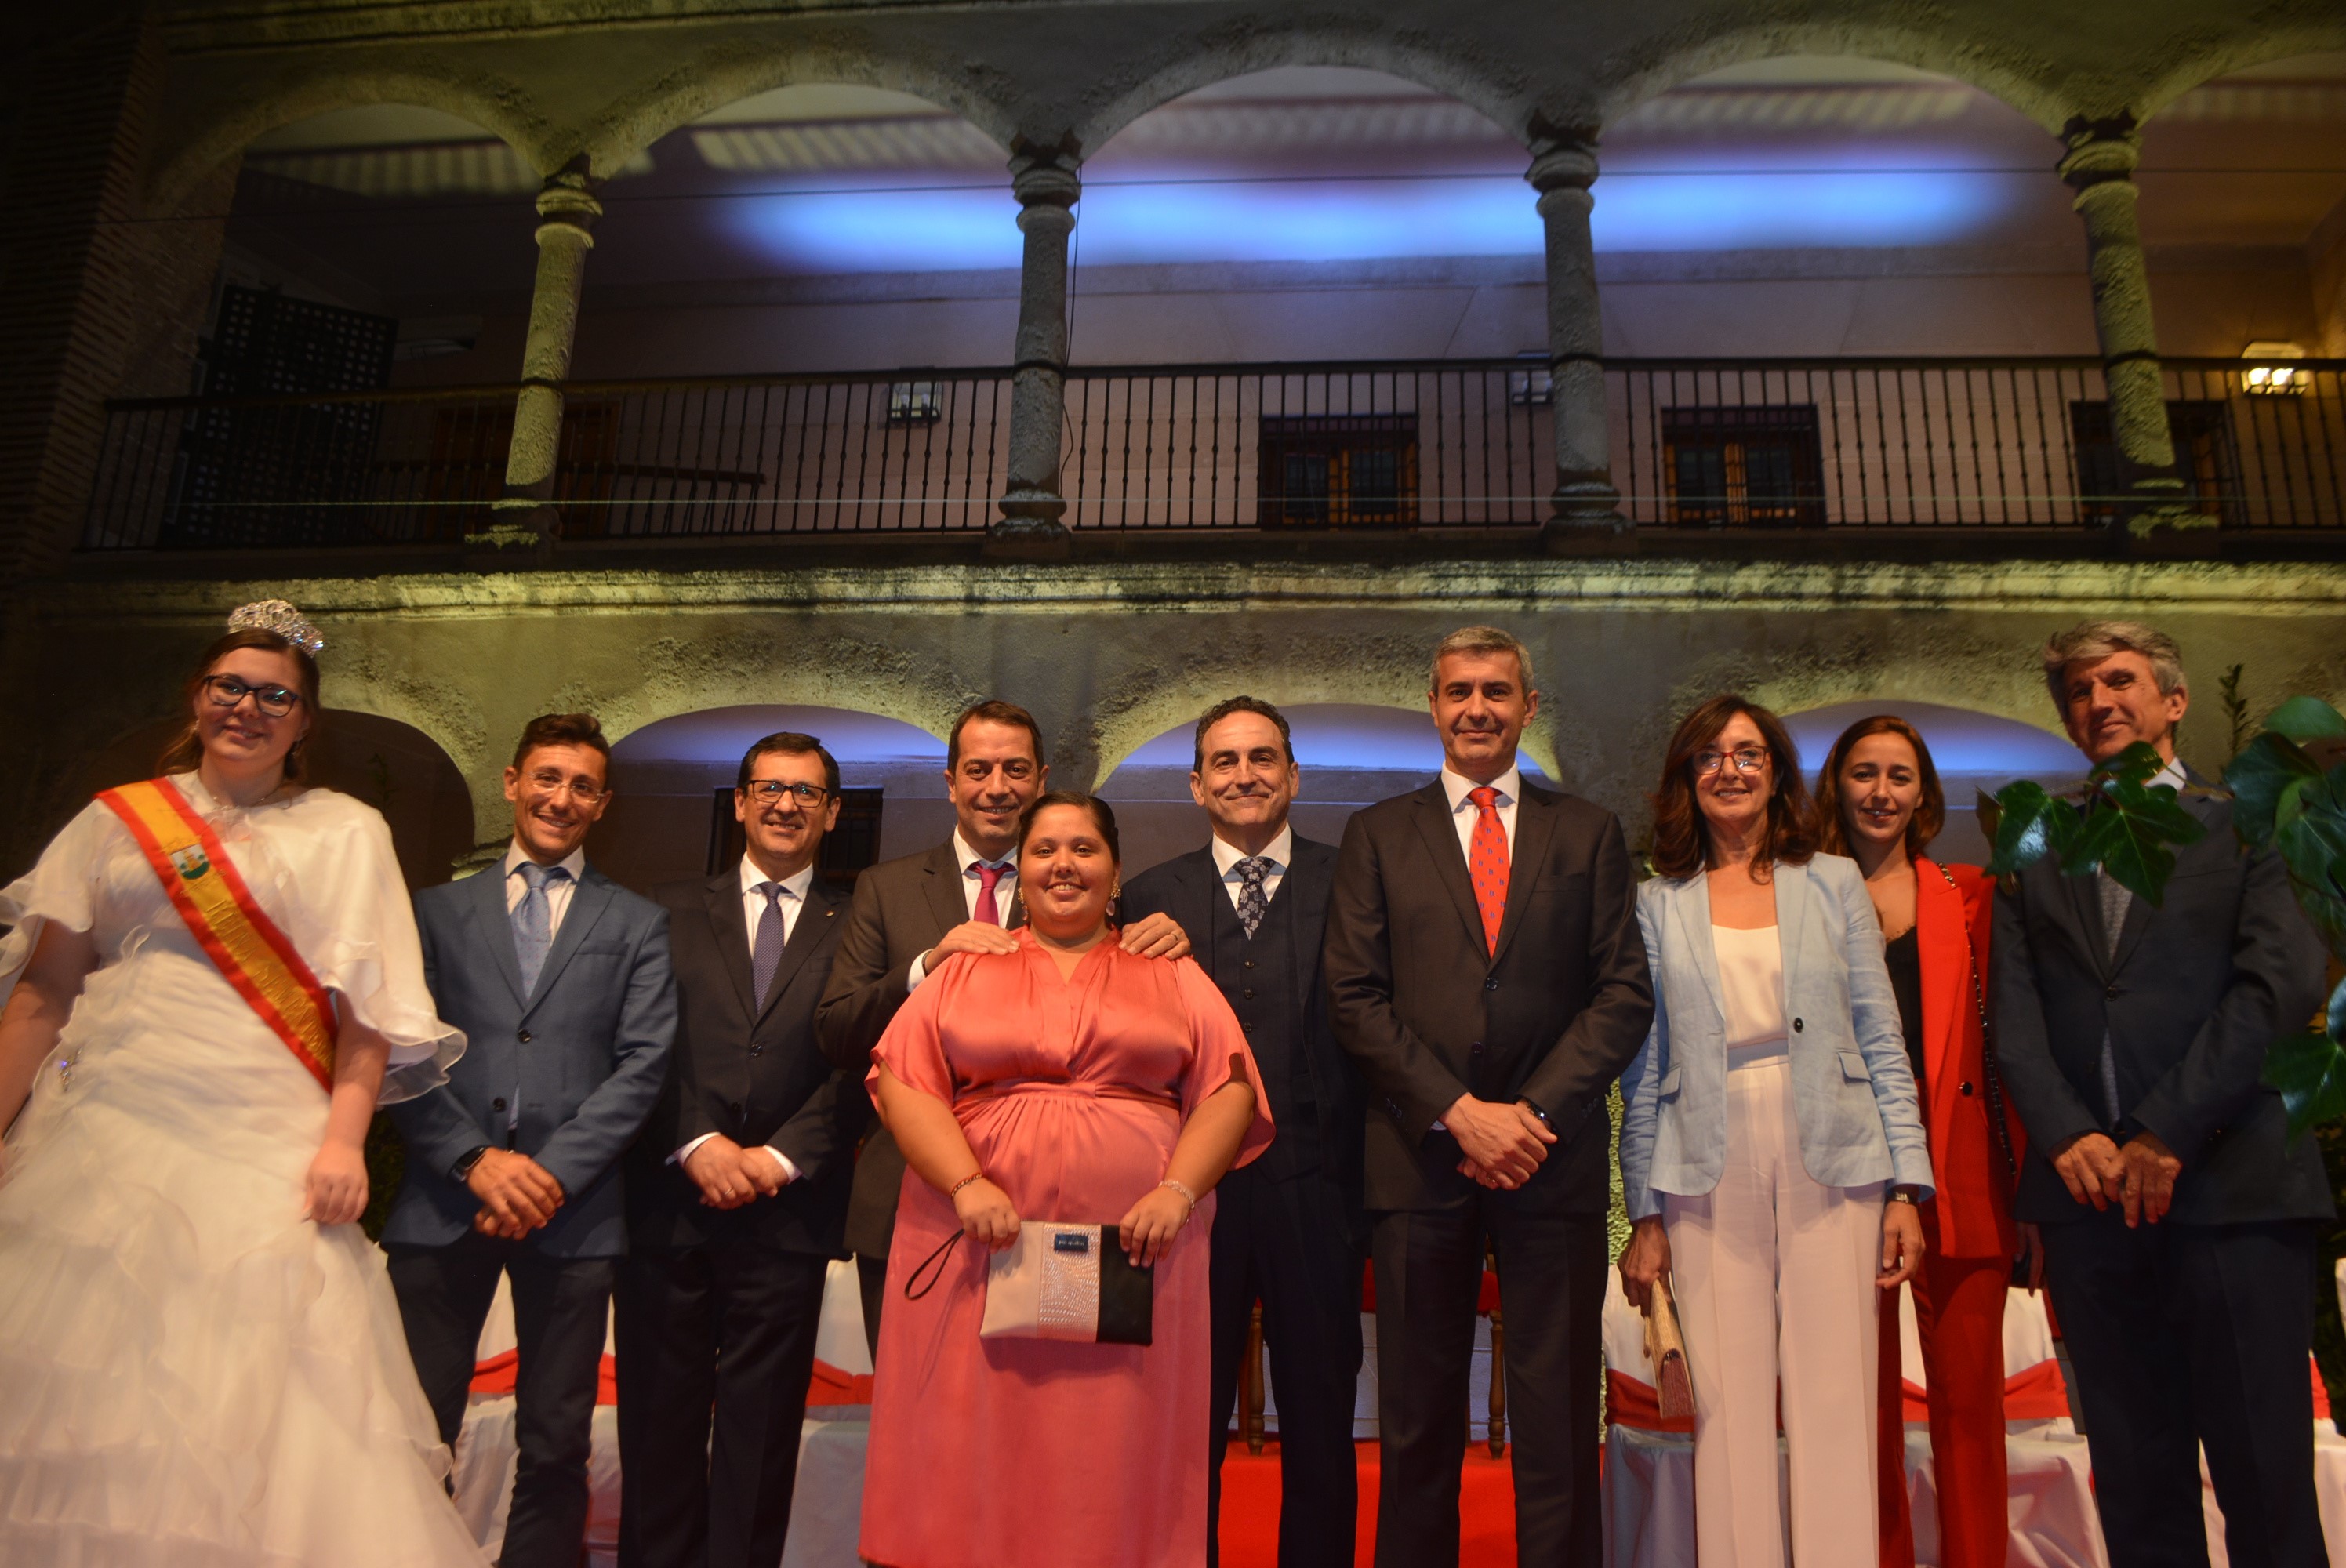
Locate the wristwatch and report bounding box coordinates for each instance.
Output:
[452,1145,493,1183]
[1887,1185,1922,1207]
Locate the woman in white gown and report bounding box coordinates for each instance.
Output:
[0,602,488,1566]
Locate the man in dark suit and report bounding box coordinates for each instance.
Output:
[1120,695,1364,1568]
[387,713,675,1568]
[814,699,1191,1357]
[1996,619,2331,1568]
[1324,626,1651,1568]
[616,731,866,1568]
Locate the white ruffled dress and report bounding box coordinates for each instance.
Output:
[0,775,485,1566]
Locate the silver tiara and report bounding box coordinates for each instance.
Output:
[226,599,326,656]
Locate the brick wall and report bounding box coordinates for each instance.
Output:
[0,9,234,587]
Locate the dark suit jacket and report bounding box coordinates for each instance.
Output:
[1324,778,1653,1214]
[387,860,677,1258]
[1120,835,1364,1213]
[815,840,1023,1257]
[624,869,866,1256]
[1994,782,2332,1226]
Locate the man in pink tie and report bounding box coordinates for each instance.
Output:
[1324,626,1653,1568]
[815,699,1193,1357]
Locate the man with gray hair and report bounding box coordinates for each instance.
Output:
[1325,625,1653,1568]
[1995,619,2330,1566]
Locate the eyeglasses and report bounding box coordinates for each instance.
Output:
[202,674,302,718]
[743,779,830,805]
[1694,746,1770,776]
[523,769,608,803]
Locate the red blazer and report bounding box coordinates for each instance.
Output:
[1915,857,2025,1260]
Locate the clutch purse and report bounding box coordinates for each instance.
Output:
[1643,1274,1695,1421]
[980,1222,1154,1345]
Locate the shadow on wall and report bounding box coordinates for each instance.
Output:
[84,710,475,889]
[598,704,952,895]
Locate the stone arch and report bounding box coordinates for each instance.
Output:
[1070,33,1534,158]
[78,709,474,887]
[147,71,556,213]
[583,48,1019,176]
[1593,30,2075,136]
[2131,31,2346,125]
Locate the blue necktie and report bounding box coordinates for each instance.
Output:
[1234,857,1271,938]
[514,862,568,996]
[752,881,788,1010]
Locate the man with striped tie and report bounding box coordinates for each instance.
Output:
[1324,628,1652,1568]
[616,731,866,1568]
[387,713,676,1568]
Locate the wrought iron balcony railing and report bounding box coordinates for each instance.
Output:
[78,356,2346,550]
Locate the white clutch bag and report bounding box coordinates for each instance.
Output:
[978,1221,1155,1345]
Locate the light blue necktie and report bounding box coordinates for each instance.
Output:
[514,862,568,996]
[752,881,788,1010]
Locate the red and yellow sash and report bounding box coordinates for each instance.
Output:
[97,778,337,1092]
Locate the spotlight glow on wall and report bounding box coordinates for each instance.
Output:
[724,163,2011,271]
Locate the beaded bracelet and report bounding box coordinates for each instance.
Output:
[949,1171,986,1198]
[1158,1178,1198,1220]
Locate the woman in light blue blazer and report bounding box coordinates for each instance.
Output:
[1617,695,1930,1568]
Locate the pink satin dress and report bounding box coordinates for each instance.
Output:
[859,931,1273,1568]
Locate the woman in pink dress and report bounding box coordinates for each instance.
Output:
[860,792,1273,1568]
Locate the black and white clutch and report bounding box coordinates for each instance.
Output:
[979,1222,1154,1345]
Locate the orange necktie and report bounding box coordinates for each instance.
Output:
[1467,786,1509,955]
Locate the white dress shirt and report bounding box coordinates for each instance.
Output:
[674,856,818,1181]
[502,842,586,1130]
[1211,823,1293,912]
[1440,764,1522,862]
[905,831,1020,993]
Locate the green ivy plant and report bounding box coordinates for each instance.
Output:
[1978,697,2346,1141]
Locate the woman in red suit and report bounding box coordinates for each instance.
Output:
[1817,716,2029,1568]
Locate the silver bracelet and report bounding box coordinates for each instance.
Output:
[1158,1178,1198,1219]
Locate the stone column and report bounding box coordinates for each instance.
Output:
[1527,134,1629,539]
[2057,116,2191,526]
[993,142,1081,557]
[475,159,602,549]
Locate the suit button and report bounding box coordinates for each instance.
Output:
[1469,1041,1484,1054]
[1484,977,1499,992]
[492,1097,507,1112]
[1960,1081,1975,1096]
[517,1029,532,1043]
[731,1101,743,1113]
[1244,960,1255,971]
[1792,1018,1803,1033]
[1244,988,1255,1000]
[749,1044,765,1057]
[2105,982,2120,998]
[1244,1023,1255,1034]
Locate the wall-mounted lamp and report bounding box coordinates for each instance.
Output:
[2242,339,2308,395]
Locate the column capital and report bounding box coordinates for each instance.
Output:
[1009,139,1082,211]
[1524,133,1600,196]
[2057,114,2141,192]
[534,161,603,241]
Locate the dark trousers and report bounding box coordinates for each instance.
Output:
[1371,1192,1604,1568]
[387,1232,615,1568]
[2041,1210,2322,1568]
[856,1252,888,1364]
[1206,1163,1363,1568]
[613,1237,830,1568]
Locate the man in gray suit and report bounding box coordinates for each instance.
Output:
[814,699,1189,1357]
[1996,621,2330,1567]
[387,713,676,1568]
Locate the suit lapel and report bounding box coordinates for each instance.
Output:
[1774,859,1809,1015]
[1914,857,1969,1094]
[528,869,613,1014]
[758,878,844,1025]
[1491,787,1557,967]
[921,840,971,941]
[703,872,757,1021]
[2109,782,2213,977]
[1407,783,1491,959]
[2066,855,2114,979]
[471,860,529,1008]
[1671,873,1727,1031]
[1283,840,1332,1005]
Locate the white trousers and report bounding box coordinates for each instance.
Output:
[1661,1051,1884,1568]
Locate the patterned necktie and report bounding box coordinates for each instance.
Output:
[1466,786,1509,956]
[514,861,569,996]
[1233,856,1271,938]
[973,862,1008,926]
[2095,868,2131,1123]
[752,880,788,1010]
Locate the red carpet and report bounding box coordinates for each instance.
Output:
[1215,1442,1518,1568]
